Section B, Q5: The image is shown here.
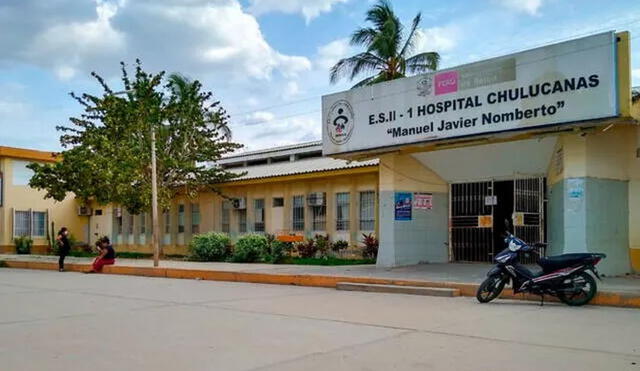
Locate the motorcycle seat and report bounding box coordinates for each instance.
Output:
[538,253,596,273]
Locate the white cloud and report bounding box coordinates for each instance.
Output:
[248,0,348,23]
[1,0,311,82]
[235,112,320,151]
[283,81,300,99]
[27,1,125,80]
[632,68,640,85]
[495,0,544,15]
[244,111,276,123]
[414,26,459,53]
[143,1,311,80]
[316,38,353,70]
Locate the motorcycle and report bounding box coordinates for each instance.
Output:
[476,222,606,306]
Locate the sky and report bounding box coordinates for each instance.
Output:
[1,0,639,153]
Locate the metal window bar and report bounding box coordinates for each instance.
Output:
[312,205,326,231]
[164,211,170,234]
[31,211,47,237]
[140,213,146,235]
[336,192,350,231]
[292,195,304,231]
[178,205,185,233]
[191,203,200,234]
[254,199,265,232]
[238,209,247,233]
[359,191,375,231]
[221,201,230,233]
[14,210,30,237]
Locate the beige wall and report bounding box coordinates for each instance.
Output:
[0,157,86,253]
[100,168,379,255]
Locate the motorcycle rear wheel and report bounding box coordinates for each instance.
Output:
[557,271,597,306]
[476,275,506,303]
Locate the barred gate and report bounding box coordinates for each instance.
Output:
[449,181,494,262]
[449,178,546,263]
[513,178,546,262]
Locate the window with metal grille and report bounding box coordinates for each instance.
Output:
[14,210,30,237]
[191,203,200,234]
[292,195,304,231]
[254,199,265,232]
[221,201,230,233]
[359,191,375,231]
[336,192,350,231]
[312,205,326,231]
[116,215,123,235]
[128,213,134,235]
[178,204,185,233]
[13,210,47,237]
[238,209,247,233]
[140,213,146,235]
[164,211,170,234]
[31,211,47,237]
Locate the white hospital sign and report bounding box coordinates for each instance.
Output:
[322,32,618,155]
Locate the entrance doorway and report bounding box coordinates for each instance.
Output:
[449,178,546,262]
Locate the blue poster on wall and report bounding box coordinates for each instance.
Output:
[394,192,412,221]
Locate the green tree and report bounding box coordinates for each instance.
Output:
[28,60,243,215]
[329,0,440,88]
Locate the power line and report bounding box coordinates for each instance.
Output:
[230,26,639,127]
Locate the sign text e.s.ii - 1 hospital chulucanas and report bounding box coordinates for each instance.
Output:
[322,32,618,156]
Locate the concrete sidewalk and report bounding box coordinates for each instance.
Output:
[1,254,639,307]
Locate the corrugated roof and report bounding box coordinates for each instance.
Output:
[222,140,322,160]
[226,156,378,182]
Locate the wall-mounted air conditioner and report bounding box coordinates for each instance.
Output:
[307,192,325,206]
[232,197,247,210]
[77,206,93,216]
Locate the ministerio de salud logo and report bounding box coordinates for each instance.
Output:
[326,100,354,145]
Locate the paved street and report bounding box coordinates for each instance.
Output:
[1,269,639,371]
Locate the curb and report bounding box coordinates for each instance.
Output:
[2,260,639,309]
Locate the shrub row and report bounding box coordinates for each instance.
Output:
[188,233,292,263]
[188,233,378,263]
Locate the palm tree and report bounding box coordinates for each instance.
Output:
[329,0,440,88]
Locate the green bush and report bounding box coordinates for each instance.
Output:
[14,236,33,254]
[231,234,269,263]
[331,239,349,252]
[188,232,232,262]
[269,240,292,264]
[315,234,330,258]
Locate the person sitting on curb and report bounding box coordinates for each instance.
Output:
[86,237,115,273]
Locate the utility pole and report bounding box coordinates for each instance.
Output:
[150,124,160,267]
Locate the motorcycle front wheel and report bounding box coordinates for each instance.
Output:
[557,271,597,306]
[476,275,506,303]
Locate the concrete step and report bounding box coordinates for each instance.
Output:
[336,282,460,297]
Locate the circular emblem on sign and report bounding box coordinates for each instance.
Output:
[417,75,433,96]
[326,100,354,145]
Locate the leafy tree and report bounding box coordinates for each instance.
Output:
[28,60,243,215]
[329,0,440,88]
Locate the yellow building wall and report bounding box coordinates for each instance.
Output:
[0,157,86,254]
[108,167,379,255]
